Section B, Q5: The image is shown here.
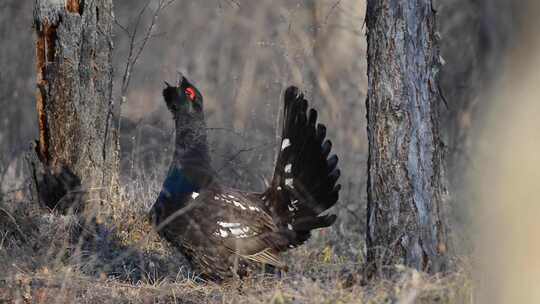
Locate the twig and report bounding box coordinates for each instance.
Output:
[119,1,151,99]
[0,207,28,243]
[324,0,342,25]
[206,127,248,140]
[115,0,179,143]
[217,142,274,173]
[118,0,179,100]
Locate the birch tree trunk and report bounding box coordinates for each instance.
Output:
[365,0,448,277]
[33,0,119,213]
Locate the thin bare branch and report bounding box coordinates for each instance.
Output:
[118,0,178,99]
[216,142,274,173]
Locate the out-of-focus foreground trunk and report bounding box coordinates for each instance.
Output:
[438,1,519,250]
[477,1,540,302]
[32,0,119,213]
[364,0,448,277]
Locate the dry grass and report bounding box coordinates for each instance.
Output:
[0,187,473,304]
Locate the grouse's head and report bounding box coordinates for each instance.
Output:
[162,75,203,116]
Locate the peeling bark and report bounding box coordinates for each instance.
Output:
[66,0,81,14]
[365,0,448,277]
[35,20,57,164]
[32,0,118,212]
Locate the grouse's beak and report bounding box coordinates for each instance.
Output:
[164,81,173,88]
[176,71,184,86]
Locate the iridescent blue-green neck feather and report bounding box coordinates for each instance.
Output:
[157,166,199,205]
[159,113,213,198]
[152,87,214,223]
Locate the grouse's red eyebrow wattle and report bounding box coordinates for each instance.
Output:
[185,87,196,101]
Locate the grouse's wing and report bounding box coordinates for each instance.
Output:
[207,189,288,268]
[264,86,340,246]
[221,233,288,269]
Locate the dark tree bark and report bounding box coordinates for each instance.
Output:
[365,0,448,277]
[32,0,119,212]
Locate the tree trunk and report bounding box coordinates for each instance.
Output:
[365,0,448,277]
[33,0,119,213]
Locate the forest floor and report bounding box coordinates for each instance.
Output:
[0,187,473,304]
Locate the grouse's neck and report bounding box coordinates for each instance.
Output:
[169,111,214,190]
[156,111,213,214]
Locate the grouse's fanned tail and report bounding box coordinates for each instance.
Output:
[266,86,340,246]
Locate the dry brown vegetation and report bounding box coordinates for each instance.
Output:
[0,188,473,303]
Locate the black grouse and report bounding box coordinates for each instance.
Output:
[150,76,341,281]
